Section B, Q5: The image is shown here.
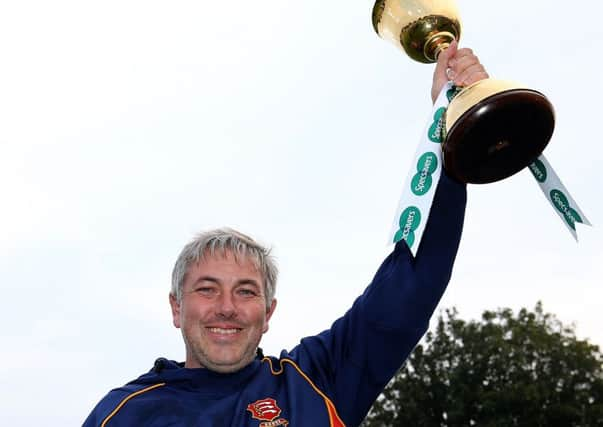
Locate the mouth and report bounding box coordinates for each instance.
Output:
[206,327,243,335]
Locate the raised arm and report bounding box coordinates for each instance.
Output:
[289,45,488,426]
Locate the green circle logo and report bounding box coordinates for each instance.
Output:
[411,152,438,196]
[394,206,422,248]
[446,85,461,102]
[417,152,438,174]
[411,174,433,196]
[529,159,547,183]
[550,189,583,230]
[428,107,446,143]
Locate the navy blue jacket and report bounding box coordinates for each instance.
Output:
[84,173,466,427]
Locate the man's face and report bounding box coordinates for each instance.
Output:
[169,250,276,373]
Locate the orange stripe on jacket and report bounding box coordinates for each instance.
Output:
[101,383,166,427]
[262,357,346,427]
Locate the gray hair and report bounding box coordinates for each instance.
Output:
[171,228,278,305]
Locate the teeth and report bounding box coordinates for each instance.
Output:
[208,328,240,334]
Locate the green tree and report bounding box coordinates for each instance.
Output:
[363,303,603,427]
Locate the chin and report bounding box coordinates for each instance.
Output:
[202,352,255,373]
[206,359,248,373]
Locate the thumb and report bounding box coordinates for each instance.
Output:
[431,39,458,103]
[433,39,458,82]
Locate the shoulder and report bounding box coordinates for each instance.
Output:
[259,349,335,396]
[83,364,165,427]
[83,380,167,426]
[258,353,346,426]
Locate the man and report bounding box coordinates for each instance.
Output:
[84,42,487,426]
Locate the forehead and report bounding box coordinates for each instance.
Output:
[186,249,263,281]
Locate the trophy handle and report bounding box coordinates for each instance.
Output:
[426,31,455,62]
[423,31,456,62]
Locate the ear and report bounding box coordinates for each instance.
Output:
[169,293,181,329]
[262,298,277,334]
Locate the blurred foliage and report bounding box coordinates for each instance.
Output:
[362,302,603,426]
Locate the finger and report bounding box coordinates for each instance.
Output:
[442,39,459,62]
[458,70,489,87]
[450,53,481,73]
[431,40,460,103]
[434,39,457,82]
[446,67,456,81]
[453,64,489,86]
[447,47,473,68]
[450,55,486,83]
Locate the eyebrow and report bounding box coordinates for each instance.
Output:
[191,276,262,288]
[192,276,220,286]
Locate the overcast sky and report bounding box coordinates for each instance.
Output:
[1,1,601,425]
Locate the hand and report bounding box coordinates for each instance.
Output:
[431,40,489,103]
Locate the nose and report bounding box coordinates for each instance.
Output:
[216,291,236,318]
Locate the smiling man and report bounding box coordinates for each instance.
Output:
[169,234,278,374]
[83,44,487,427]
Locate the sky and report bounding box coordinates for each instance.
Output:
[1,0,601,425]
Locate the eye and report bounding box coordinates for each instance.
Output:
[236,287,258,298]
[195,286,217,297]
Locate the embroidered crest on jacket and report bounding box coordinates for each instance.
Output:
[247,398,289,426]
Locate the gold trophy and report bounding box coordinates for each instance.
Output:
[372,0,555,184]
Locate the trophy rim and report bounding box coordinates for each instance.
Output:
[443,88,555,184]
[371,0,385,35]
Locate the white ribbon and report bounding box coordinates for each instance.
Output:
[389,83,592,253]
[388,82,454,255]
[528,155,591,240]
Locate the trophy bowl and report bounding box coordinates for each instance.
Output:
[372,0,555,184]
